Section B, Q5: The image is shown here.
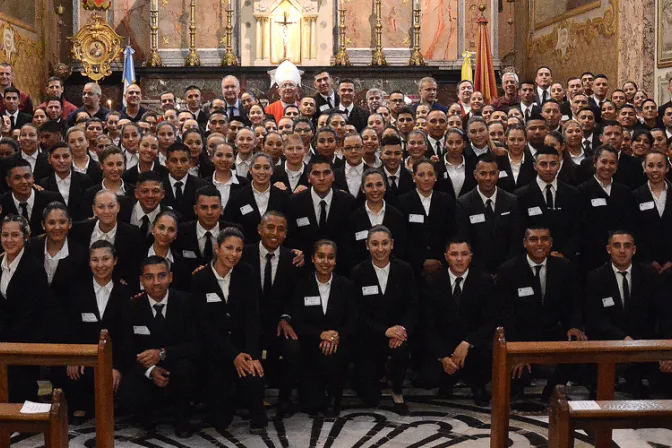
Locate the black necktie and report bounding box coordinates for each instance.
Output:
[174,181,184,202]
[583,140,591,155]
[389,175,398,194]
[319,200,327,229]
[533,264,543,300]
[203,231,213,261]
[485,199,495,221]
[19,202,28,220]
[140,215,150,237]
[545,184,554,209]
[263,252,274,294]
[9,115,15,129]
[227,106,235,119]
[453,277,463,302]
[435,141,442,157]
[542,90,548,103]
[525,108,531,121]
[153,303,165,329]
[619,271,629,307]
[326,97,333,109]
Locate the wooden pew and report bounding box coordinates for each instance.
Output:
[548,385,672,448]
[490,327,672,448]
[0,388,68,448]
[0,330,113,448]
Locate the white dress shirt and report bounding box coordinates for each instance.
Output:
[72,155,91,174]
[316,274,333,314]
[427,136,445,156]
[509,154,524,183]
[102,179,126,195]
[365,200,386,226]
[90,221,118,247]
[12,190,35,220]
[211,265,231,303]
[235,154,253,178]
[648,181,668,217]
[259,242,279,290]
[123,149,139,169]
[44,240,69,285]
[168,174,189,199]
[311,188,334,223]
[197,222,219,258]
[147,245,174,263]
[417,190,433,215]
[93,278,113,317]
[55,172,72,205]
[0,249,24,298]
[213,173,239,209]
[611,263,632,306]
[384,166,402,190]
[372,262,390,294]
[285,164,304,191]
[21,150,38,172]
[595,175,612,196]
[444,155,466,196]
[448,268,469,294]
[477,186,497,208]
[145,292,169,378]
[252,184,271,216]
[535,176,558,207]
[345,162,364,197]
[471,144,489,158]
[571,147,586,165]
[130,202,161,234]
[526,255,547,297]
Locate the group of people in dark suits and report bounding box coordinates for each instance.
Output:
[1,65,672,439]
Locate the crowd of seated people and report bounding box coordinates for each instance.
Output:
[1,62,672,437]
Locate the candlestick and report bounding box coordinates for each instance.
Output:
[371,0,387,66]
[184,0,201,66]
[220,0,239,66]
[147,0,163,66]
[333,5,351,66]
[408,6,425,66]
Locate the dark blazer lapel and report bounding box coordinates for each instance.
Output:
[606,267,625,310]
[324,277,337,316]
[87,283,103,321]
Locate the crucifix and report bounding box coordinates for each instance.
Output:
[275,11,295,61]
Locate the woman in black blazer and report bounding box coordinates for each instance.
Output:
[122,134,169,185]
[65,240,130,424]
[209,141,248,210]
[80,146,135,219]
[147,210,191,291]
[293,240,357,417]
[497,125,536,192]
[0,215,49,402]
[183,128,214,179]
[25,201,88,343]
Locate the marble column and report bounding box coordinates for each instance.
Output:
[262,17,271,61]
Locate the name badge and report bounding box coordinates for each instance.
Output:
[362,285,379,296]
[602,297,615,308]
[443,172,449,179]
[591,198,607,207]
[499,170,509,178]
[355,230,368,241]
[240,204,254,215]
[639,201,655,211]
[319,104,331,112]
[304,296,321,306]
[409,214,424,223]
[469,213,486,224]
[133,326,150,335]
[182,250,197,259]
[296,217,311,227]
[518,287,535,297]
[528,206,543,216]
[206,293,222,303]
[81,313,98,323]
[500,211,511,216]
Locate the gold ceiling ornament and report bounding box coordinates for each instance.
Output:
[68,14,124,81]
[527,0,615,63]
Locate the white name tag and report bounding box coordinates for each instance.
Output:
[355,230,368,241]
[240,204,254,215]
[304,296,321,306]
[81,313,98,323]
[409,214,424,223]
[319,104,330,112]
[443,172,449,179]
[206,293,222,303]
[518,287,535,297]
[469,213,486,224]
[639,201,655,211]
[591,198,607,207]
[499,170,508,178]
[182,250,197,259]
[500,211,511,216]
[133,326,150,335]
[362,285,379,296]
[528,206,543,216]
[296,217,310,227]
[602,297,615,308]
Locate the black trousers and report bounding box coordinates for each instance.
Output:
[118,359,196,424]
[299,339,350,411]
[260,329,301,401]
[355,335,409,406]
[8,366,39,403]
[419,345,491,391]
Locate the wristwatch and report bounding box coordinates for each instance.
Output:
[159,348,166,361]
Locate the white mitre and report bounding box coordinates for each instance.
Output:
[268,60,303,88]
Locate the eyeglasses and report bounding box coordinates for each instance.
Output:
[344,145,363,151]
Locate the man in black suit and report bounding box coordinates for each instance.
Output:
[313,71,339,114]
[519,81,542,124]
[456,154,522,275]
[584,231,659,397]
[515,146,579,258]
[578,121,644,189]
[39,142,92,220]
[0,158,63,237]
[337,79,369,132]
[422,240,494,406]
[0,124,53,189]
[525,112,548,158]
[162,142,207,221]
[380,135,414,204]
[241,212,303,417]
[350,225,417,410]
[2,87,31,130]
[286,156,355,271]
[587,74,609,109]
[121,171,167,244]
[497,227,585,399]
[118,256,199,437]
[575,107,600,162]
[70,190,145,291]
[334,133,367,206]
[533,67,553,106]
[183,85,209,131]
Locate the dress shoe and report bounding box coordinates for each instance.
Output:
[393,401,409,414]
[249,413,268,434]
[472,387,490,407]
[323,404,341,418]
[437,386,454,399]
[175,423,194,438]
[276,399,296,418]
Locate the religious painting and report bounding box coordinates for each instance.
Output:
[420,0,458,61]
[270,0,302,64]
[0,0,36,32]
[343,0,374,49]
[532,0,601,30]
[658,0,672,68]
[156,0,225,50]
[381,1,412,48]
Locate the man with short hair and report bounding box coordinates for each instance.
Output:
[183,85,208,130]
[658,78,672,119]
[38,77,77,119]
[67,82,110,127]
[456,80,474,117]
[491,72,520,113]
[525,111,548,157]
[121,171,167,240]
[576,107,599,157]
[160,92,176,112]
[266,80,300,123]
[618,104,642,132]
[366,88,385,113]
[120,84,148,122]
[221,75,243,120]
[39,142,92,218]
[44,97,64,125]
[380,135,413,203]
[611,89,627,109]
[2,87,31,130]
[426,110,448,158]
[338,79,368,132]
[662,104,672,139]
[581,72,595,97]
[417,77,448,113]
[519,81,541,122]
[299,96,317,121]
[388,91,406,123]
[38,121,64,152]
[161,143,208,221]
[0,63,33,114]
[589,74,609,108]
[541,99,562,133]
[534,66,553,105]
[313,71,339,113]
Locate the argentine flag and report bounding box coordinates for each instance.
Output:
[122,46,136,106]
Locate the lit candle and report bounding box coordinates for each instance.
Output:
[107,99,112,109]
